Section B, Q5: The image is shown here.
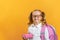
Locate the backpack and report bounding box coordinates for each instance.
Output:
[40,24,58,40]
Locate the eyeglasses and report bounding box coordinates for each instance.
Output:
[32,15,42,18]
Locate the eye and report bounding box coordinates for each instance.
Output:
[32,15,41,18]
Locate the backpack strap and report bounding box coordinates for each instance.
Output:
[40,25,46,40]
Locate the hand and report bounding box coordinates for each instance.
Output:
[22,37,28,40]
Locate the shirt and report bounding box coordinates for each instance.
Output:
[28,23,50,40]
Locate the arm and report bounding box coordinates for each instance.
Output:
[49,25,57,40]
[45,25,57,40]
[28,27,33,39]
[22,27,31,40]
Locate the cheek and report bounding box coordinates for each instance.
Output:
[39,17,42,20]
[32,18,35,21]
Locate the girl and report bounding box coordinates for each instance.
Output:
[22,9,57,40]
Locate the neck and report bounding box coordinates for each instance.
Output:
[33,22,42,26]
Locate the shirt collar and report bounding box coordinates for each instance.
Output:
[32,22,42,27]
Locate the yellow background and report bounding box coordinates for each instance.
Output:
[0,0,60,40]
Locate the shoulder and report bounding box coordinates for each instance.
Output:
[47,24,56,32]
[28,24,34,33]
[28,24,33,30]
[50,24,56,32]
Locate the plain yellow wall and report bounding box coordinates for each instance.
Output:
[0,0,60,40]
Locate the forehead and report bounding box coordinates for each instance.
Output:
[32,11,41,15]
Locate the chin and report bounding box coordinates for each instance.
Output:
[35,21,39,24]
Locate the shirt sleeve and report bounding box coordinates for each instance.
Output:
[45,27,50,40]
[28,27,30,33]
[28,26,32,34]
[28,26,33,40]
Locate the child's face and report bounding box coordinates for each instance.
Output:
[32,11,42,24]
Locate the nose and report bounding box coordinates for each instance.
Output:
[35,17,38,20]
